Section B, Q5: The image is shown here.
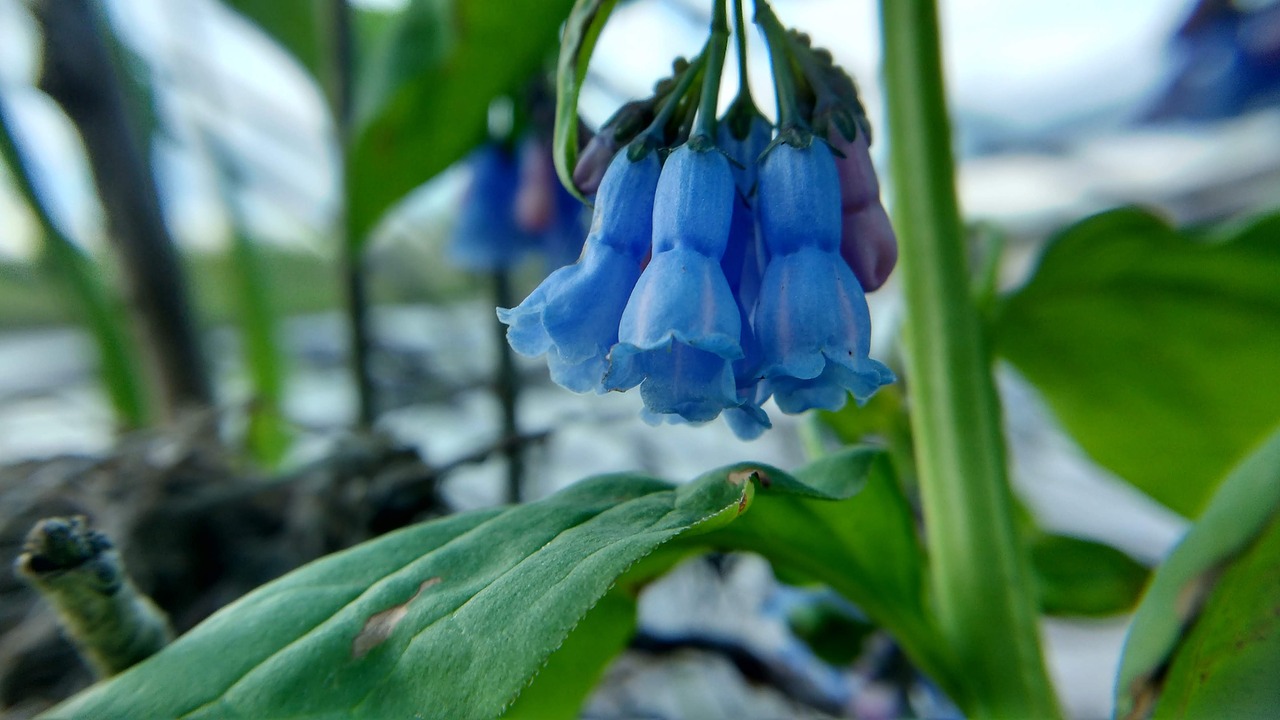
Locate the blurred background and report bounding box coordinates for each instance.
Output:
[1,0,1277,717]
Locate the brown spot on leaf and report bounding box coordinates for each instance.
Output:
[727,469,760,487]
[351,577,441,659]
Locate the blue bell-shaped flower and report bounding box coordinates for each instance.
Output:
[754,140,894,413]
[498,150,662,392]
[605,145,743,423]
[447,144,536,271]
[718,116,775,439]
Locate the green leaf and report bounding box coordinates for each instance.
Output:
[0,95,149,428]
[553,0,621,201]
[348,0,576,244]
[42,467,758,719]
[995,209,1280,518]
[1029,533,1148,617]
[222,0,334,84]
[499,591,635,720]
[1115,426,1280,719]
[692,449,959,703]
[1154,511,1280,719]
[786,598,875,667]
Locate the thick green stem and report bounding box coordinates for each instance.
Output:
[879,0,1059,716]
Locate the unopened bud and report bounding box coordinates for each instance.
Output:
[829,128,897,291]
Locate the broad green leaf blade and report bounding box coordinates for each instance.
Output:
[221,0,334,84]
[1115,427,1280,719]
[995,209,1280,517]
[44,469,754,720]
[553,0,621,201]
[348,0,577,244]
[500,591,636,720]
[1029,534,1148,617]
[693,449,959,703]
[1154,512,1280,719]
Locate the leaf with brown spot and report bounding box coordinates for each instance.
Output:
[43,462,808,720]
[351,577,440,659]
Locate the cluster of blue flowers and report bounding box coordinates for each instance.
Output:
[499,116,895,439]
[447,139,587,273]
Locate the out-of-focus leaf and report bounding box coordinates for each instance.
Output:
[1115,427,1280,719]
[0,94,149,428]
[819,384,908,445]
[1154,511,1280,719]
[1029,533,1148,617]
[43,465,761,720]
[348,0,576,244]
[499,591,635,720]
[553,0,621,201]
[221,0,334,84]
[787,596,875,667]
[995,209,1280,517]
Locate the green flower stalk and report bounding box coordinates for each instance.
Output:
[879,0,1060,716]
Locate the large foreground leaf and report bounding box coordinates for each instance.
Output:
[1115,427,1280,719]
[995,209,1280,517]
[43,468,755,720]
[690,451,960,704]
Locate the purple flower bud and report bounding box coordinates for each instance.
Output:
[447,144,534,271]
[830,129,898,291]
[572,132,619,196]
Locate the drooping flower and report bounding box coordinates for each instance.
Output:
[717,115,775,439]
[449,139,588,274]
[497,150,662,392]
[446,144,534,271]
[604,145,743,423]
[830,128,898,292]
[495,8,899,439]
[515,138,589,270]
[753,139,895,413]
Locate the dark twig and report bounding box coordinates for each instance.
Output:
[33,0,212,421]
[331,0,377,428]
[492,271,525,503]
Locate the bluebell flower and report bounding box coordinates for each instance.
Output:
[447,144,535,272]
[754,140,894,413]
[449,140,588,274]
[605,145,743,423]
[540,182,590,270]
[497,151,662,392]
[717,116,775,439]
[514,138,589,271]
